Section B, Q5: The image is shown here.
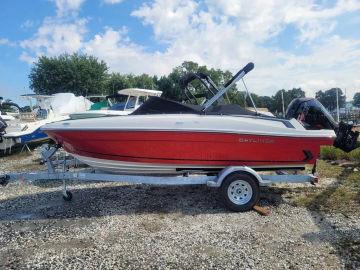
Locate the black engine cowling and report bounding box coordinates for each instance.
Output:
[286,98,359,152]
[333,122,359,153]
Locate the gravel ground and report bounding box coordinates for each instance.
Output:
[0,151,359,269]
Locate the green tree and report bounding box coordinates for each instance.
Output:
[29,53,108,96]
[0,99,20,113]
[155,75,179,100]
[270,88,305,114]
[315,88,345,111]
[257,95,273,109]
[105,73,133,95]
[105,73,158,95]
[28,55,311,113]
[158,61,236,104]
[353,92,360,107]
[130,74,157,90]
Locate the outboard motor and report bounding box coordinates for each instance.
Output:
[333,122,360,152]
[286,98,359,152]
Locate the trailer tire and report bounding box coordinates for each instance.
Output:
[220,172,259,212]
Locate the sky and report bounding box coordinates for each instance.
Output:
[0,0,360,105]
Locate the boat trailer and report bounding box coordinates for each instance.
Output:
[0,146,318,212]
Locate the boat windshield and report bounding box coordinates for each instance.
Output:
[108,95,137,111]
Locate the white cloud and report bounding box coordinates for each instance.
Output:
[204,0,360,43]
[0,38,16,46]
[53,0,85,16]
[132,0,198,42]
[84,28,178,74]
[103,0,124,4]
[19,1,87,57]
[129,0,360,98]
[20,18,87,57]
[19,0,360,99]
[19,52,36,65]
[0,38,10,45]
[284,0,360,42]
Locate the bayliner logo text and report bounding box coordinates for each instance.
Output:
[238,138,274,144]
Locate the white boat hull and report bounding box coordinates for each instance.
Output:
[73,153,309,175]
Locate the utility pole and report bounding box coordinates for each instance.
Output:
[344,88,347,109]
[336,88,340,122]
[345,88,347,123]
[281,90,285,116]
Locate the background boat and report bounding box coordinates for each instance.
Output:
[0,93,91,154]
[69,88,162,119]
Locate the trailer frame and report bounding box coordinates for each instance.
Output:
[0,146,318,211]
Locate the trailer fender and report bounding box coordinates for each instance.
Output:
[207,166,263,187]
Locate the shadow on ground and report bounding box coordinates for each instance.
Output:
[0,181,285,222]
[0,184,232,221]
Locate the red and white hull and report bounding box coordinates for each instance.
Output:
[43,114,336,174]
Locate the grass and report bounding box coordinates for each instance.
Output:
[293,160,360,213]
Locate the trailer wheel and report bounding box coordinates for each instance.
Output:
[220,172,259,212]
[62,190,73,201]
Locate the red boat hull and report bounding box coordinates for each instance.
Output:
[46,130,334,169]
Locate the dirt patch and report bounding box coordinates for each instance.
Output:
[138,219,164,233]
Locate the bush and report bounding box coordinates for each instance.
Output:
[321,146,360,162]
[321,146,337,160]
[336,148,351,160]
[349,148,360,162]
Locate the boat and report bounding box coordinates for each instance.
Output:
[0,97,21,130]
[0,113,16,126]
[0,97,21,123]
[86,95,109,110]
[69,88,163,120]
[0,93,91,153]
[42,63,359,174]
